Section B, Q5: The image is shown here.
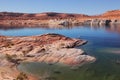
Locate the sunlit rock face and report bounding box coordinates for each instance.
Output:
[0,10,120,27]
[0,33,96,80]
[0,33,95,66]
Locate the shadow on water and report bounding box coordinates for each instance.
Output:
[1,24,120,80]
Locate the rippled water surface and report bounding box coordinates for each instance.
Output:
[0,25,120,80]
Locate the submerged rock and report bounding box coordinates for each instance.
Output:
[0,33,96,80]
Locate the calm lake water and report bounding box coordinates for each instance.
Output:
[0,25,120,80]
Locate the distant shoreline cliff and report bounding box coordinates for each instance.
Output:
[0,10,120,27]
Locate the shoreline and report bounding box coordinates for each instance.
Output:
[0,19,120,29]
[0,10,120,28]
[0,33,95,80]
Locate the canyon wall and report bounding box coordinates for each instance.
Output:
[0,10,120,27]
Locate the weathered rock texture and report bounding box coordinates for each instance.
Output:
[0,33,95,80]
[0,57,38,80]
[0,33,95,65]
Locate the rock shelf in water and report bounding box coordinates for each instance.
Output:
[0,33,95,80]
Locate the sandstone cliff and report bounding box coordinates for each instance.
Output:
[0,10,120,27]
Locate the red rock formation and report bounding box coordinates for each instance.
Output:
[0,10,120,27]
[0,12,88,20]
[101,10,120,17]
[0,33,95,65]
[0,33,95,80]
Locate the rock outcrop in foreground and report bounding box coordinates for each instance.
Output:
[0,33,95,80]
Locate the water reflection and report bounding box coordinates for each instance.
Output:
[0,24,120,34]
[0,24,80,30]
[85,24,120,34]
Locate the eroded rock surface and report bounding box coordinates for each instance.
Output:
[0,33,95,80]
[0,33,95,65]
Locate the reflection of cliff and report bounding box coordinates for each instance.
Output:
[105,25,120,34]
[87,24,120,34]
[0,23,81,30]
[1,23,120,34]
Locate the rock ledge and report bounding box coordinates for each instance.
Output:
[0,33,95,80]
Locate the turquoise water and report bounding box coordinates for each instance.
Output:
[0,25,120,80]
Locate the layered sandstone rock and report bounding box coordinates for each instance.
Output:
[0,10,120,27]
[0,55,38,80]
[0,33,95,65]
[0,33,95,80]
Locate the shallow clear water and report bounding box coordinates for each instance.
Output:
[0,25,120,80]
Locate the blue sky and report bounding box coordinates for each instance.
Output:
[0,0,120,15]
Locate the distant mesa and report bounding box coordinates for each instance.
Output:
[0,10,120,27]
[101,10,120,17]
[0,10,120,19]
[0,12,89,19]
